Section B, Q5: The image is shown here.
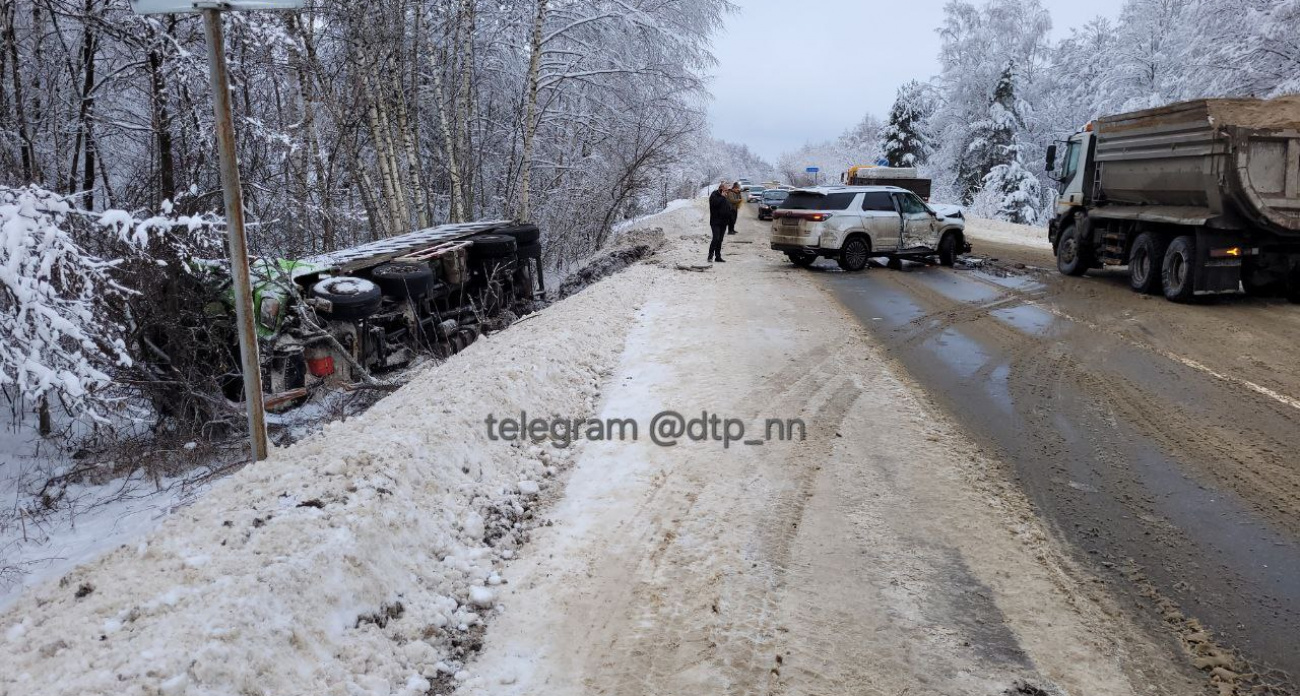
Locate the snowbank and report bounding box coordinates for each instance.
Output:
[964,217,1053,251]
[0,260,663,695]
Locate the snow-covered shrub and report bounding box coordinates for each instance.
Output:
[1,184,225,442]
[0,186,130,425]
[981,160,1045,225]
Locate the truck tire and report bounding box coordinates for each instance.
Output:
[1056,224,1090,276]
[938,232,961,267]
[1286,270,1300,304]
[311,277,383,321]
[493,224,541,246]
[1128,232,1167,295]
[1161,235,1197,303]
[469,234,519,260]
[786,251,816,268]
[370,262,435,299]
[838,236,871,272]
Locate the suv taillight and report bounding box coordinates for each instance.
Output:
[775,211,832,222]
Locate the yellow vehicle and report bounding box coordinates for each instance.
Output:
[842,165,932,200]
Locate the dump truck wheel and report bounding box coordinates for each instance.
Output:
[838,236,870,272]
[1056,224,1090,276]
[469,234,519,260]
[1286,270,1300,304]
[494,224,541,246]
[371,261,435,299]
[1128,232,1167,295]
[311,277,383,320]
[1162,235,1198,303]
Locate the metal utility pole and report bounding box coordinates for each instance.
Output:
[129,0,304,462]
[202,8,267,461]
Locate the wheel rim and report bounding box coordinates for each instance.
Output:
[1169,252,1186,290]
[1060,237,1078,266]
[846,241,867,268]
[1132,247,1150,285]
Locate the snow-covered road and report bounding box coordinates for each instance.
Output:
[2,200,1199,696]
[455,202,1197,696]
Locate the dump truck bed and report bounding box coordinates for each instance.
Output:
[303,220,511,273]
[1094,96,1300,235]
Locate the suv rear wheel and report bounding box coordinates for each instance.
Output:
[838,236,870,272]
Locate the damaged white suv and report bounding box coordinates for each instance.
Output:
[769,186,969,271]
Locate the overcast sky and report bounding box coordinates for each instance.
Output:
[707,0,1130,161]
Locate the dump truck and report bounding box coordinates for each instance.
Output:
[1046,95,1300,302]
[842,166,934,201]
[152,221,545,414]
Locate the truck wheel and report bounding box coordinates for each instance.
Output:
[1056,224,1090,276]
[1128,232,1167,295]
[371,262,435,299]
[1161,235,1197,303]
[311,277,383,321]
[938,232,960,267]
[786,252,816,268]
[493,224,541,246]
[838,236,870,272]
[1286,270,1300,304]
[469,234,519,260]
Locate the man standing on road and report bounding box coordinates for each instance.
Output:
[708,182,731,263]
[725,183,743,235]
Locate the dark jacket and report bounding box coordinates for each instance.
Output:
[709,190,731,226]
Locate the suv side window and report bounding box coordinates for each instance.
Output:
[895,192,927,215]
[861,192,895,212]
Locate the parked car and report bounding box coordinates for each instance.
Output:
[746,186,767,203]
[769,186,968,271]
[758,189,789,220]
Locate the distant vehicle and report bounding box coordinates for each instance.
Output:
[747,186,767,203]
[769,186,968,271]
[1046,95,1300,303]
[758,189,789,221]
[842,165,933,201]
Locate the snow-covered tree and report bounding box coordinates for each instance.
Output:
[881,80,935,167]
[982,159,1044,224]
[958,63,1022,203]
[0,186,130,425]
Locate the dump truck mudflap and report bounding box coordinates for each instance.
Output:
[1196,230,1246,294]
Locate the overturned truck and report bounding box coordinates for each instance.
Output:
[160,222,545,414]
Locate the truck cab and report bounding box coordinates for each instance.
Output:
[1048,130,1094,225]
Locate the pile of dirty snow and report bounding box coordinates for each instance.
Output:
[0,262,661,696]
[964,217,1053,250]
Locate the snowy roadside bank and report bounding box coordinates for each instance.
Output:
[965,217,1053,251]
[0,230,669,696]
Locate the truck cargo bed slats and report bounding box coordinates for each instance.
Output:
[303,220,511,271]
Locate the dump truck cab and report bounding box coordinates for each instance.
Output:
[1047,129,1095,228]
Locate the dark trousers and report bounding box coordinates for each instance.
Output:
[727,209,739,234]
[709,223,727,259]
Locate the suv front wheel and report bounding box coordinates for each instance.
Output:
[838,236,871,272]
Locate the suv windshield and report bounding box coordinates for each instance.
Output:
[782,192,857,211]
[763,191,788,202]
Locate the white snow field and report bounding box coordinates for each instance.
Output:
[1,201,1195,696]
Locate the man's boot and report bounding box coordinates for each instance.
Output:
[715,256,727,263]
